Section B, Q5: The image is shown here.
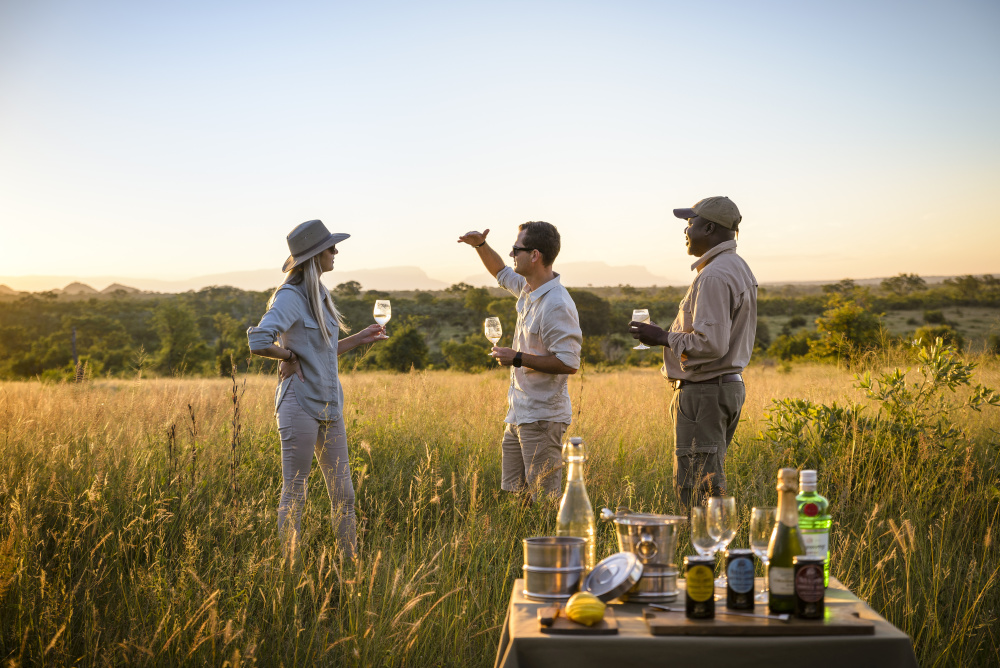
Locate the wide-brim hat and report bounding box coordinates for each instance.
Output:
[673,196,742,230]
[282,219,350,272]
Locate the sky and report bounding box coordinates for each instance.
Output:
[1,0,999,290]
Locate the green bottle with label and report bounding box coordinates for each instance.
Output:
[797,469,831,587]
[767,468,806,614]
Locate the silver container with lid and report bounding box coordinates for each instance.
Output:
[600,507,686,601]
[522,536,586,601]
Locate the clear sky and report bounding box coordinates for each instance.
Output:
[1,0,998,289]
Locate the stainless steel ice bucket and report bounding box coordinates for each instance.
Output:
[522,536,586,601]
[600,508,685,601]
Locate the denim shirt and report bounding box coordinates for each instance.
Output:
[247,282,344,422]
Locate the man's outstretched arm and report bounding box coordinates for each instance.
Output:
[458,229,506,278]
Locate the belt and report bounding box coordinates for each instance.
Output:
[671,373,743,390]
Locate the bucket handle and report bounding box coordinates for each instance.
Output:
[636,532,658,560]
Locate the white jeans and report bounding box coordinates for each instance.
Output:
[276,383,356,558]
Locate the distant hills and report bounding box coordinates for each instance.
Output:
[0,268,980,297]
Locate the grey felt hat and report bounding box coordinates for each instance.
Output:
[282,220,350,272]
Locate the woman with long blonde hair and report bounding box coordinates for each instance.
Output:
[248,220,386,559]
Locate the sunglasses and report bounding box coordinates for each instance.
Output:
[511,245,536,254]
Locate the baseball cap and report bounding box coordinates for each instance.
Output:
[673,196,742,229]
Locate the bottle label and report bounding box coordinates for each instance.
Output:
[727,558,755,594]
[795,564,824,602]
[686,565,714,602]
[802,531,829,558]
[769,566,795,595]
[803,503,818,517]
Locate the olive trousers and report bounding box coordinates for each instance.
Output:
[671,381,745,508]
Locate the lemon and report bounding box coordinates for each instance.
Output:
[565,592,606,626]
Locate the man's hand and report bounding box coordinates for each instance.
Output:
[629,320,667,348]
[490,346,517,366]
[279,357,304,381]
[458,229,490,247]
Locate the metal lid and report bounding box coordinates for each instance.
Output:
[684,555,716,566]
[793,555,825,565]
[611,512,687,527]
[726,548,754,557]
[581,552,643,602]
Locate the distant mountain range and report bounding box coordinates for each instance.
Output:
[0,267,972,296]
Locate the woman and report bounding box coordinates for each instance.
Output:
[248,219,385,560]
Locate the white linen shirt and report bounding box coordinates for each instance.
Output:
[496,266,583,425]
[662,240,758,381]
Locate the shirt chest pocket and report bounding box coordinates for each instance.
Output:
[678,297,693,330]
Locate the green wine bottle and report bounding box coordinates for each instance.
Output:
[767,468,806,614]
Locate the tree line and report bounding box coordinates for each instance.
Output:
[1,274,998,380]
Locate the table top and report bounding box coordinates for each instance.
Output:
[495,577,918,668]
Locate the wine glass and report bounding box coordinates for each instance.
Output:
[708,496,738,586]
[690,506,719,558]
[373,300,391,338]
[750,506,777,602]
[484,317,502,346]
[632,309,651,350]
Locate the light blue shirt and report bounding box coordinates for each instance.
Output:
[247,282,344,421]
[496,266,583,425]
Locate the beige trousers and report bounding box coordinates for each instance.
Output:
[500,421,568,499]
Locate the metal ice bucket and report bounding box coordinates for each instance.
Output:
[600,508,685,601]
[522,536,586,601]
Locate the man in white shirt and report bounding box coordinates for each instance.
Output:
[630,196,757,508]
[458,222,583,499]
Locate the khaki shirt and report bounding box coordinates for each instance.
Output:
[247,282,344,421]
[496,266,583,425]
[662,240,757,381]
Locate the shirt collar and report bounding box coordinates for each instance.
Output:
[526,273,563,302]
[691,240,737,272]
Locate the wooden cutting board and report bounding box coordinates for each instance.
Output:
[643,607,875,636]
[538,607,619,635]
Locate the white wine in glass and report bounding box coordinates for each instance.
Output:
[632,308,651,350]
[373,300,391,338]
[484,317,502,346]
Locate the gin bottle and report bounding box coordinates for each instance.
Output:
[556,437,596,572]
[797,469,831,587]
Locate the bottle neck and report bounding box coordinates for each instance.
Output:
[565,460,585,482]
[778,488,799,526]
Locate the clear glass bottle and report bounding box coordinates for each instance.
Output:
[797,469,831,587]
[556,436,596,572]
[767,468,806,614]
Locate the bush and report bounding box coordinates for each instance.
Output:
[923,309,946,324]
[441,339,489,372]
[375,326,429,372]
[914,325,964,351]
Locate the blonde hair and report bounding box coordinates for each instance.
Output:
[268,254,350,345]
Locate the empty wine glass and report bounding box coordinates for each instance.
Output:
[708,496,738,586]
[484,317,502,346]
[750,506,777,602]
[690,506,719,558]
[373,300,391,338]
[632,309,651,350]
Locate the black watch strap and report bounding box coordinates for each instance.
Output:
[512,351,523,368]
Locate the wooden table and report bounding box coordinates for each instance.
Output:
[494,577,918,668]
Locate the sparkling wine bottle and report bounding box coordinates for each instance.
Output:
[556,437,596,572]
[797,469,831,587]
[767,468,806,614]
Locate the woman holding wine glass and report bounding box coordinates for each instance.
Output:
[248,220,387,562]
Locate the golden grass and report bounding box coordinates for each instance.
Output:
[1,359,998,665]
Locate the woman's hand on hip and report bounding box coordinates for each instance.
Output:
[279,357,304,381]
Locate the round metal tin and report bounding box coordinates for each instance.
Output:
[581,552,643,602]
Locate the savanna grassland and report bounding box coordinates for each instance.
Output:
[1,358,998,666]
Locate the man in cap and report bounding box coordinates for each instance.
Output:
[458,222,583,501]
[629,196,757,508]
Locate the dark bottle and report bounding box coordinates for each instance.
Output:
[767,468,806,614]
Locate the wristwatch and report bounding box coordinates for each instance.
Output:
[512,352,523,368]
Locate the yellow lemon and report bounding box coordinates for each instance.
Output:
[565,592,606,626]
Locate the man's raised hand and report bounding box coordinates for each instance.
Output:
[458,229,490,247]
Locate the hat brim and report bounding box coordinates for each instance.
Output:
[282,232,351,272]
[673,208,697,220]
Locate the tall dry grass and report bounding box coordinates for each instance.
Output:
[1,359,998,666]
